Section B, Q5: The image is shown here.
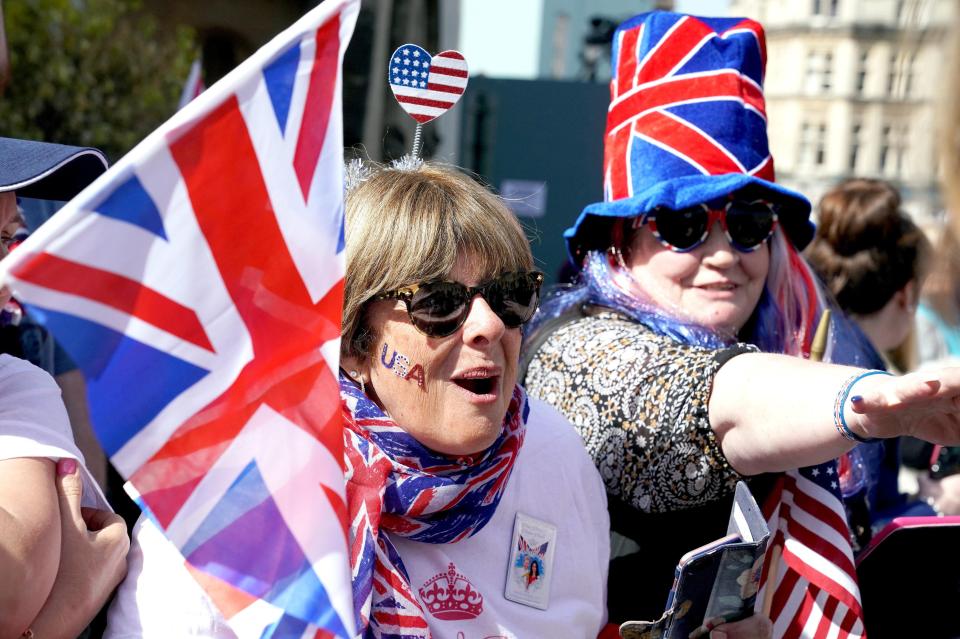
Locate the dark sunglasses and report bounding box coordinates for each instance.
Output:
[643,200,779,253]
[373,271,545,338]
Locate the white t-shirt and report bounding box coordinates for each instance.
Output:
[0,353,107,509]
[105,397,610,638]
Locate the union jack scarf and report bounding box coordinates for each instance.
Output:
[341,375,528,638]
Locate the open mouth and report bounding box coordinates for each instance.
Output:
[452,372,499,396]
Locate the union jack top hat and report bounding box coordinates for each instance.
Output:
[565,11,814,263]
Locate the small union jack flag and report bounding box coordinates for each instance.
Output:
[0,1,360,636]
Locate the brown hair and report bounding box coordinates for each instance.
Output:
[805,178,930,316]
[341,163,533,361]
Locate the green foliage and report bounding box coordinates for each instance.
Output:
[0,0,197,160]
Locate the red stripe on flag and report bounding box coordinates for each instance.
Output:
[615,26,641,98]
[294,14,341,201]
[633,110,743,175]
[604,124,635,200]
[781,543,863,618]
[814,594,840,639]
[769,560,801,622]
[428,65,468,78]
[751,154,775,181]
[11,252,214,352]
[425,82,465,95]
[394,94,456,109]
[636,16,713,83]
[783,584,819,639]
[609,72,766,133]
[837,608,858,639]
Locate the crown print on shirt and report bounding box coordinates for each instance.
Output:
[418,562,485,621]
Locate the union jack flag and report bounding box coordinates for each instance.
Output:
[758,463,866,638]
[0,1,360,636]
[604,14,773,202]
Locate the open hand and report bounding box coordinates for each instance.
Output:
[847,368,960,444]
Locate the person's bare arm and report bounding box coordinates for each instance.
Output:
[711,354,960,475]
[0,457,60,639]
[27,459,128,639]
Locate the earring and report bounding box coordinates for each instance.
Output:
[349,369,366,395]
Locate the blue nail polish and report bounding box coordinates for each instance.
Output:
[850,395,863,404]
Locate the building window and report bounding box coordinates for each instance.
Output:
[887,52,917,98]
[856,49,868,94]
[880,125,891,172]
[849,124,861,171]
[887,52,899,95]
[880,123,908,177]
[816,124,827,165]
[805,49,834,94]
[904,53,915,94]
[799,121,827,168]
[813,0,839,16]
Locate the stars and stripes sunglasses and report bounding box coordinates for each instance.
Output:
[373,271,545,338]
[641,199,780,253]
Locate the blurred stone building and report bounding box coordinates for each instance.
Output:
[730,0,955,227]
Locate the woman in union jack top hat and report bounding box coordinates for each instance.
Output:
[521,10,960,630]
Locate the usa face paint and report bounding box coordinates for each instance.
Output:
[381,342,425,388]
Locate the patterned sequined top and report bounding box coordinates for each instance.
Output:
[523,310,751,514]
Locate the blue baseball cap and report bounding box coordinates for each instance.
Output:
[0,136,108,201]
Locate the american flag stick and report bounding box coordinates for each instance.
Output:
[761,308,832,618]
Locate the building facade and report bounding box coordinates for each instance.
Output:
[730,0,954,227]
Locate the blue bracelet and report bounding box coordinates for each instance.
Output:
[833,370,892,443]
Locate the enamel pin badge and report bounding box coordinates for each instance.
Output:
[504,512,557,610]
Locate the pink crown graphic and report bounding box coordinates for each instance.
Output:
[418,562,484,620]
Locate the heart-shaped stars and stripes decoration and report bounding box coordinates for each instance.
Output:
[388,44,469,124]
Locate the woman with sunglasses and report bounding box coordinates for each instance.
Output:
[337,162,610,638]
[522,11,960,629]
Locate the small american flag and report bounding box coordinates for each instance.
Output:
[388,44,468,123]
[759,463,866,638]
[0,1,360,636]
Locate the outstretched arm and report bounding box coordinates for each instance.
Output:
[711,353,960,475]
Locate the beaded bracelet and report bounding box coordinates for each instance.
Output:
[833,369,892,443]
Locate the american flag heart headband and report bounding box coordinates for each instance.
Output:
[387,43,469,158]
